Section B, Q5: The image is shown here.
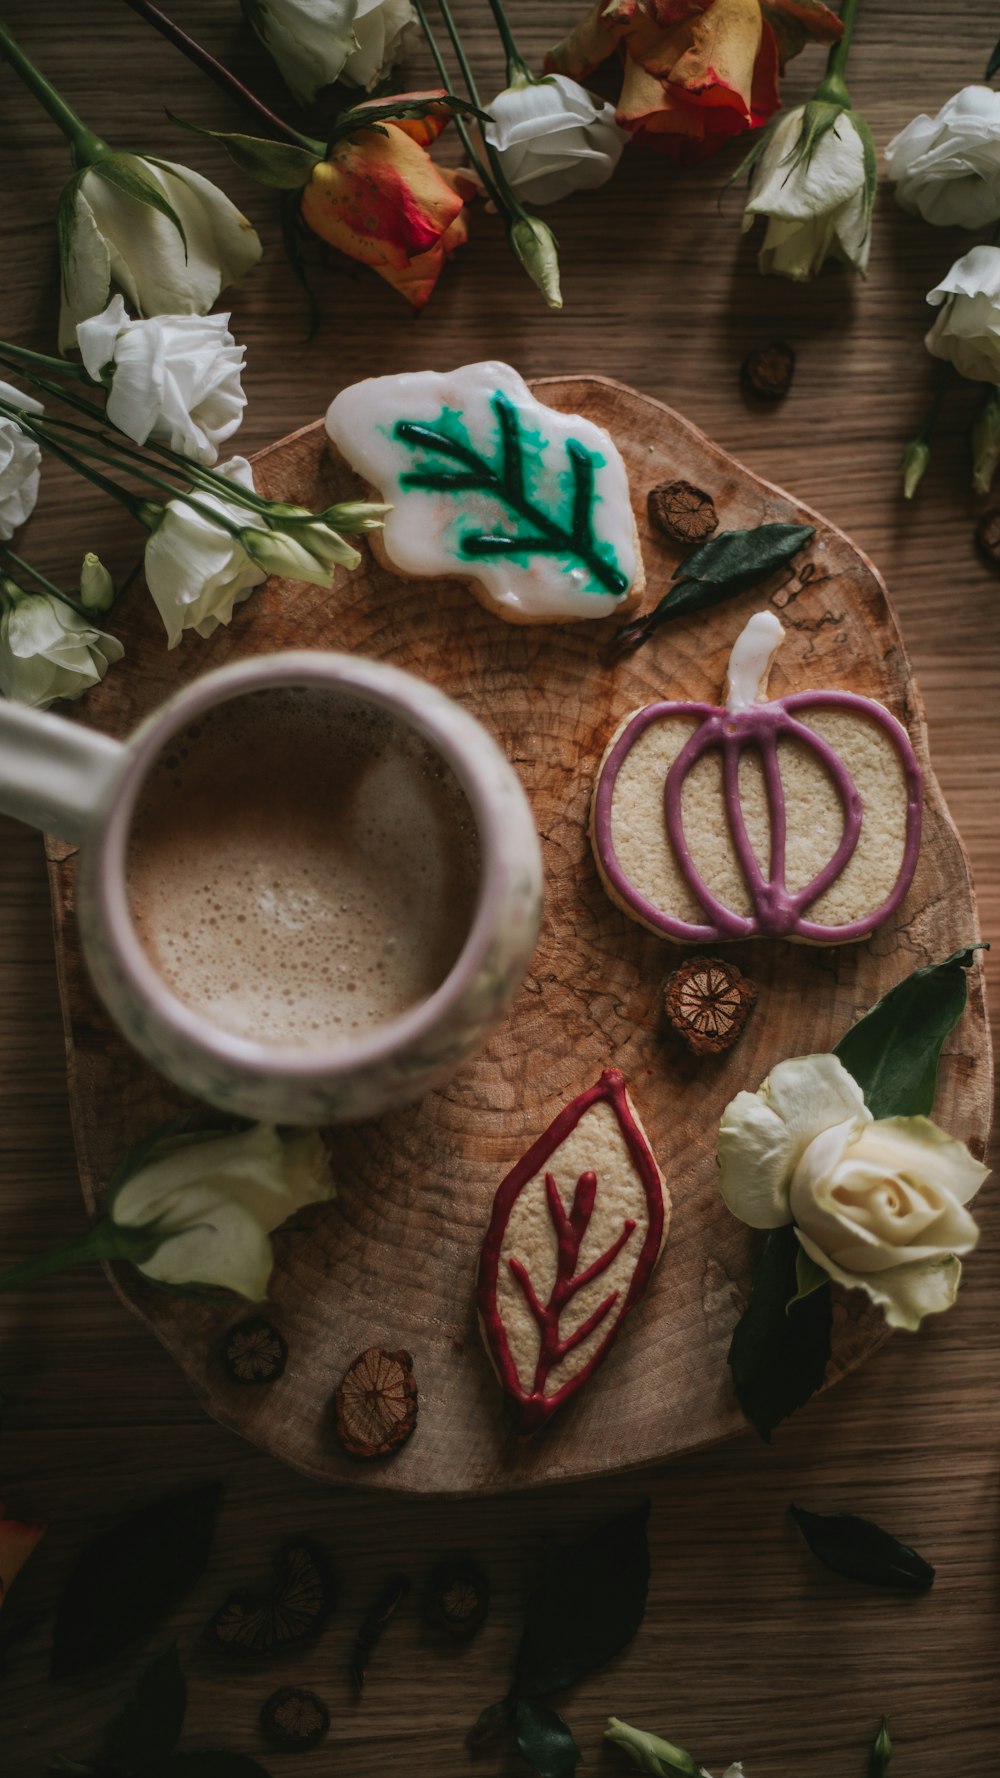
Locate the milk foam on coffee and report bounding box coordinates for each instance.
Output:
[125,687,481,1048]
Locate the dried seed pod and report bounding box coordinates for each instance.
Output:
[975,507,1000,567]
[647,479,718,546]
[742,340,796,401]
[206,1539,333,1658]
[334,1347,418,1459]
[260,1686,330,1752]
[350,1574,409,1696]
[424,1558,490,1639]
[222,1315,288,1385]
[662,955,757,1056]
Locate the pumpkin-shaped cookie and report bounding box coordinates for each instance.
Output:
[591,611,923,944]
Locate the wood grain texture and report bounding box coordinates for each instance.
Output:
[42,383,992,1494]
[1,2,999,1774]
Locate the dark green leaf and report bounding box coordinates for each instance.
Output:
[791,1505,935,1592]
[57,173,86,293]
[105,1645,186,1773]
[515,1699,581,1778]
[51,1483,220,1678]
[728,1225,832,1442]
[152,1758,271,1778]
[986,36,1000,78]
[869,1714,892,1777]
[834,948,981,1119]
[91,156,187,252]
[328,89,490,146]
[614,523,814,651]
[514,1501,650,1698]
[166,116,320,188]
[279,190,320,340]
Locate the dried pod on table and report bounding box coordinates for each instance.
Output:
[662,955,757,1056]
[647,479,718,546]
[334,1347,418,1459]
[206,1539,333,1658]
[260,1686,330,1751]
[221,1315,288,1385]
[742,340,796,400]
[424,1557,490,1639]
[350,1574,409,1696]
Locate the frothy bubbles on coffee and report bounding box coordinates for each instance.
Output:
[125,687,481,1050]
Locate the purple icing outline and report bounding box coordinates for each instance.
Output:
[592,688,923,944]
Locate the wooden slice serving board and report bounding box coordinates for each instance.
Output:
[44,377,991,1496]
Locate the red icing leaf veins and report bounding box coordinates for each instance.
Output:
[477,1069,666,1435]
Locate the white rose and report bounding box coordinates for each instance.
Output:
[0,582,123,708]
[925,245,1000,382]
[76,297,246,466]
[0,380,43,541]
[143,456,267,649]
[245,0,414,105]
[718,1055,986,1331]
[59,155,262,352]
[743,104,872,281]
[110,1124,335,1300]
[886,86,1000,230]
[484,73,626,206]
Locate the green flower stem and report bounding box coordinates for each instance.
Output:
[411,0,502,208]
[121,0,315,149]
[483,0,531,86]
[0,1220,156,1292]
[0,397,149,516]
[0,21,108,166]
[434,0,528,218]
[817,0,862,107]
[0,339,89,381]
[0,547,89,618]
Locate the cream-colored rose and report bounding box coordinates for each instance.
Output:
[718,1054,987,1331]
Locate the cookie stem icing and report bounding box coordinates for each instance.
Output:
[593,613,923,943]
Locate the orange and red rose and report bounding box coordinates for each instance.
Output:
[546,0,842,162]
[0,1500,45,1609]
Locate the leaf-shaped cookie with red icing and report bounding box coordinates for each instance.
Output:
[477,1069,669,1434]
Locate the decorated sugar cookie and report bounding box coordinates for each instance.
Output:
[591,611,923,945]
[324,362,644,625]
[477,1068,668,1434]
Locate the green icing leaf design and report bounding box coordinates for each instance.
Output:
[393,391,629,599]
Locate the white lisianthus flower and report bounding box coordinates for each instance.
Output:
[242,515,361,580]
[143,456,267,649]
[925,245,1000,383]
[110,1124,335,1301]
[76,296,246,466]
[886,86,1000,230]
[743,103,873,281]
[0,581,123,708]
[0,380,43,541]
[244,0,415,106]
[717,1055,987,1332]
[484,73,626,206]
[59,155,262,352]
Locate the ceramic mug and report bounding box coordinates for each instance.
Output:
[0,652,544,1124]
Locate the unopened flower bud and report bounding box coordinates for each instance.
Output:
[901,438,931,500]
[509,214,563,309]
[971,386,1000,495]
[79,551,115,612]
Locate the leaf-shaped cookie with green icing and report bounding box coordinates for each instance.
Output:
[325,361,644,625]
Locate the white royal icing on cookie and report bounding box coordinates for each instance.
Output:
[324,361,638,622]
[724,609,785,711]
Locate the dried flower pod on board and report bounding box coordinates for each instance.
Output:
[221,1316,288,1385]
[662,955,757,1055]
[742,340,796,400]
[424,1558,490,1639]
[260,1686,330,1751]
[647,479,719,545]
[334,1347,418,1459]
[206,1539,333,1658]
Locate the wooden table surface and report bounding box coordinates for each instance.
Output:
[1,4,998,1774]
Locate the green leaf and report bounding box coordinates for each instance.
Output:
[167,115,320,189]
[791,1244,829,1305]
[986,36,1000,79]
[51,1483,221,1678]
[514,1501,650,1697]
[869,1714,892,1777]
[791,1505,935,1591]
[834,948,980,1120]
[728,1224,832,1442]
[328,89,490,146]
[105,1645,187,1774]
[91,155,188,253]
[614,523,815,651]
[514,1699,582,1778]
[152,1758,272,1778]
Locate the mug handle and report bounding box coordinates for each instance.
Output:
[0,702,124,844]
